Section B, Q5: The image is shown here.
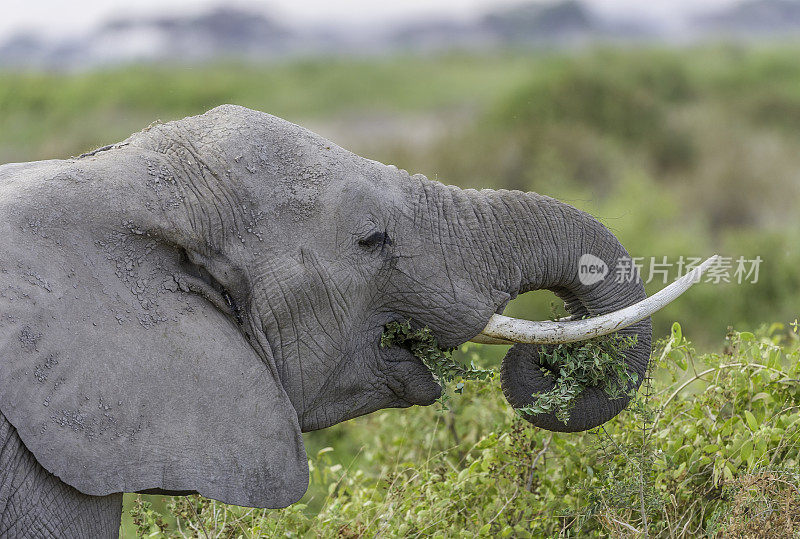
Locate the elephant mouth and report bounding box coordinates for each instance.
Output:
[469,256,718,346]
[378,322,443,406]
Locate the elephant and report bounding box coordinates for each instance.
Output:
[0,105,712,536]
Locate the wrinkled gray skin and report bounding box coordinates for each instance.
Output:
[0,105,650,536]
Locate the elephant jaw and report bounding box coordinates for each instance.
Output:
[471,255,719,345]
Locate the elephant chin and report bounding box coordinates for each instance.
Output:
[297,345,441,432]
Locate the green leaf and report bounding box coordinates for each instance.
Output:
[744,410,758,431]
[517,333,638,423]
[740,440,753,462]
[671,322,682,342]
[669,349,687,369]
[751,392,774,404]
[723,463,734,482]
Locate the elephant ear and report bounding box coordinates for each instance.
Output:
[0,178,308,508]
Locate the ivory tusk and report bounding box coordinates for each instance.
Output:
[470,255,720,345]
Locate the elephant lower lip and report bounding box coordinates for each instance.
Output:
[382,345,421,365]
[380,345,441,400]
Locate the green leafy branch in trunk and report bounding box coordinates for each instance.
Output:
[517,334,639,425]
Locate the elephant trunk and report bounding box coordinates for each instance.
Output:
[475,189,653,432]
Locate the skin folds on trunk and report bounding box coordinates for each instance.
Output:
[473,189,652,432]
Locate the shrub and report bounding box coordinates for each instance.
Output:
[123,323,800,537]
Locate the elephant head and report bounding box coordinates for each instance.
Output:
[0,105,710,509]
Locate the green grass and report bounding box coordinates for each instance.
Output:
[124,324,800,536]
[0,53,535,163]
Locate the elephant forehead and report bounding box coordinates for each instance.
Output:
[262,159,400,228]
[127,105,403,207]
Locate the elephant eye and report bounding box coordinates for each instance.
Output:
[358,230,392,250]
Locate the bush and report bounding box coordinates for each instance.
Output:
[122,323,800,537]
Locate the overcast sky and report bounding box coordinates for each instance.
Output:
[1,0,740,39]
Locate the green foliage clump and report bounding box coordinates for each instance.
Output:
[381,320,493,403]
[128,495,168,537]
[517,334,638,424]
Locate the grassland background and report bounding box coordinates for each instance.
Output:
[2,46,799,536]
